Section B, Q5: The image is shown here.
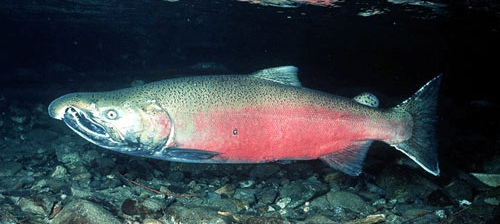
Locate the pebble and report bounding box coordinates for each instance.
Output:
[276,197,292,209]
[215,184,235,195]
[51,165,67,178]
[239,180,255,188]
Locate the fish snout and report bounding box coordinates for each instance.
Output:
[48,95,69,120]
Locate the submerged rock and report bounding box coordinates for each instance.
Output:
[165,204,228,224]
[326,190,375,215]
[0,161,22,176]
[470,173,500,187]
[16,196,53,216]
[52,199,121,224]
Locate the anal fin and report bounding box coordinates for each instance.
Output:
[319,141,372,176]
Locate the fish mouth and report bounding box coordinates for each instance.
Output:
[62,106,124,149]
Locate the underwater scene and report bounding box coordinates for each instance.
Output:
[1,0,499,223]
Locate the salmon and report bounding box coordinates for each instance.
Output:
[48,66,441,176]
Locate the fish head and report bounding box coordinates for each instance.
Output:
[48,92,173,153]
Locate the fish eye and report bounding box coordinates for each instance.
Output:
[104,109,119,120]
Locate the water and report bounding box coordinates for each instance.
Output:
[0,0,499,223]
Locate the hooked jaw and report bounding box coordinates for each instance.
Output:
[62,106,127,149]
[47,93,128,150]
[48,95,70,120]
[63,106,113,141]
[48,93,92,120]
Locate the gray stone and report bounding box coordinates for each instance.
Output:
[16,196,53,215]
[51,165,68,179]
[165,204,228,224]
[376,165,439,203]
[444,180,473,201]
[276,197,292,209]
[0,161,22,176]
[234,188,256,205]
[258,187,278,204]
[249,164,281,179]
[52,199,121,224]
[278,177,328,209]
[309,195,330,209]
[326,190,374,214]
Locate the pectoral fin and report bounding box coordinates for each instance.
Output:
[164,148,220,161]
[123,148,219,163]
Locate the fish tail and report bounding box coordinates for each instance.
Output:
[391,75,442,176]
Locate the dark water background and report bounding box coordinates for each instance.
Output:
[0,0,499,182]
[1,1,500,223]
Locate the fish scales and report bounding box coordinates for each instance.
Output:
[48,66,441,176]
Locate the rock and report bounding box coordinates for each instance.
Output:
[52,199,121,224]
[276,197,291,209]
[426,189,454,207]
[0,161,22,176]
[81,149,101,164]
[51,165,68,178]
[393,204,436,217]
[249,164,281,179]
[245,216,290,224]
[209,198,239,213]
[443,180,473,201]
[470,173,500,187]
[440,204,496,223]
[474,185,500,206]
[257,187,278,204]
[326,190,374,214]
[376,164,439,203]
[165,204,228,223]
[309,194,330,209]
[215,184,236,195]
[143,218,162,224]
[304,214,335,223]
[31,178,71,196]
[121,198,167,217]
[233,188,256,205]
[323,172,345,184]
[68,162,92,184]
[16,196,53,216]
[54,136,84,164]
[277,177,328,209]
[166,171,185,182]
[239,180,255,188]
[343,214,386,224]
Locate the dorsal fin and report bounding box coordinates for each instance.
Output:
[353,92,379,108]
[251,66,302,87]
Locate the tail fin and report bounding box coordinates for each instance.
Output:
[391,75,442,176]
